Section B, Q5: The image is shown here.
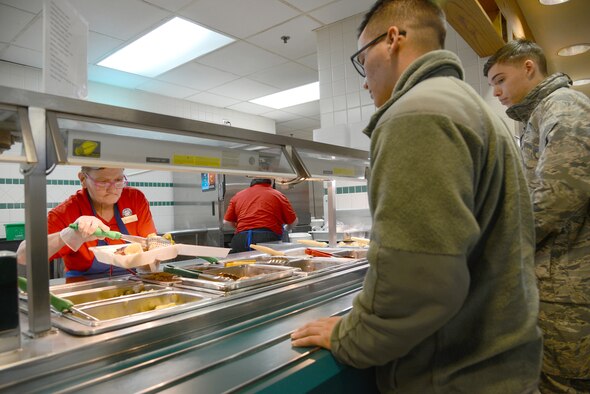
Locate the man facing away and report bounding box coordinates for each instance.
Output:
[292,1,542,393]
[485,39,590,394]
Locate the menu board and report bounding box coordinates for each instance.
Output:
[42,0,88,99]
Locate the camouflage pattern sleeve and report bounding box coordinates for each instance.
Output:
[528,93,590,245]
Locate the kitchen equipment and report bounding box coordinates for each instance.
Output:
[295,239,328,247]
[288,232,312,242]
[68,224,172,249]
[18,276,98,322]
[0,251,20,353]
[163,265,232,282]
[304,248,336,258]
[249,244,285,256]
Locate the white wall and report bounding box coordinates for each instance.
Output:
[313,15,518,150]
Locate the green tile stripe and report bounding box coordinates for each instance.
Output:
[325,185,368,195]
[0,202,175,209]
[0,178,174,187]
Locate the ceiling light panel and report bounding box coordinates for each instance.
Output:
[250,82,319,109]
[98,17,234,77]
[557,44,590,56]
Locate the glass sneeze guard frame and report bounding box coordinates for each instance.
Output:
[0,104,38,165]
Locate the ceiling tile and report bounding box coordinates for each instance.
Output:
[143,0,193,12]
[13,14,41,52]
[261,110,300,122]
[283,0,334,12]
[282,101,320,117]
[1,44,42,68]
[72,0,170,40]
[209,78,278,101]
[0,0,43,14]
[185,92,240,108]
[310,0,373,25]
[227,101,272,115]
[158,62,239,91]
[88,32,124,63]
[296,53,318,70]
[136,79,199,99]
[88,64,150,89]
[180,0,299,39]
[196,41,287,76]
[247,16,321,60]
[248,61,317,89]
[0,4,36,42]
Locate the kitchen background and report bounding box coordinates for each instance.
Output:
[1,0,587,240]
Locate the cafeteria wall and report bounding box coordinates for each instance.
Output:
[313,14,517,148]
[0,163,175,239]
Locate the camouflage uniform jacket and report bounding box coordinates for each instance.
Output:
[506,73,590,306]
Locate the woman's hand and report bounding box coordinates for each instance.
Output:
[73,216,110,239]
[59,216,109,251]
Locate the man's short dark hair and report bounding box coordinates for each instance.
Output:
[483,39,548,77]
[250,178,272,187]
[358,0,446,49]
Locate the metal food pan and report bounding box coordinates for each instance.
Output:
[70,290,211,322]
[282,258,352,276]
[50,277,134,296]
[58,282,168,305]
[176,264,297,291]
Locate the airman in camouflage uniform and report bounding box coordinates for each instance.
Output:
[485,40,590,393]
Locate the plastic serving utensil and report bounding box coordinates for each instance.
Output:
[18,276,73,312]
[69,223,148,247]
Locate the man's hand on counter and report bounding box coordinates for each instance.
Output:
[291,316,342,349]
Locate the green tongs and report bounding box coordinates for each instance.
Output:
[69,223,148,247]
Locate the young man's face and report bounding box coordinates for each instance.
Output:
[487,61,535,107]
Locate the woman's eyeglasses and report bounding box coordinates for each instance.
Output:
[84,173,128,189]
[350,30,406,77]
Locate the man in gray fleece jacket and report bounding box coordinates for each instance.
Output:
[291,1,542,392]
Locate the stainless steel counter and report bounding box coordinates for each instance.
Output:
[0,250,369,393]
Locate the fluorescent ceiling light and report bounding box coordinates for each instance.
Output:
[539,0,570,4]
[573,78,590,86]
[250,82,319,109]
[558,44,590,56]
[98,17,234,77]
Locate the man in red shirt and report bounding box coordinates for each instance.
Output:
[224,178,298,253]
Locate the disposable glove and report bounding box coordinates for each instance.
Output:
[60,216,110,251]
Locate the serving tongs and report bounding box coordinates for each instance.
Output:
[162,265,233,282]
[17,276,98,322]
[68,223,172,249]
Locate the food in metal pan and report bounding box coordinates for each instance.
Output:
[140,272,178,282]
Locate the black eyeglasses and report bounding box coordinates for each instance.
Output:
[350,30,406,77]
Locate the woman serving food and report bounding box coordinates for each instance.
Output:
[17,167,157,278]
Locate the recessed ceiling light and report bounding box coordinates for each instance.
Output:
[98,17,234,77]
[539,0,570,4]
[573,79,590,86]
[250,82,320,109]
[557,44,590,56]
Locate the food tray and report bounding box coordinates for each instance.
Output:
[175,264,297,291]
[89,243,230,271]
[58,282,168,304]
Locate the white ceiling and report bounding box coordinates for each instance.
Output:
[0,0,588,140]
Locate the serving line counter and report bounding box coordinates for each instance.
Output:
[0,247,374,393]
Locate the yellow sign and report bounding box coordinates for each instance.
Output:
[173,154,221,167]
[73,139,100,157]
[333,167,355,177]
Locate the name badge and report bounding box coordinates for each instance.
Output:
[121,214,138,224]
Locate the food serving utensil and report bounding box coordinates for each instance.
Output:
[162,265,232,282]
[68,223,172,249]
[17,276,99,321]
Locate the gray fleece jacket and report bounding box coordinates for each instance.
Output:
[330,50,542,393]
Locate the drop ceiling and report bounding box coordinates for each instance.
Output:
[0,0,588,140]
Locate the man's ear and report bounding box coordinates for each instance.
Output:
[524,59,536,79]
